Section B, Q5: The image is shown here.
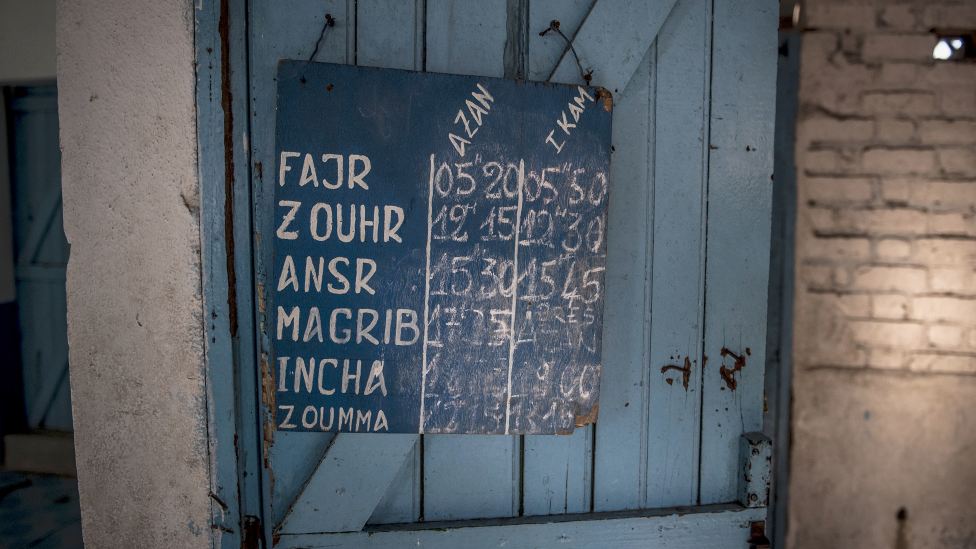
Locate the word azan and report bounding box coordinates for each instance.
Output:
[448,84,494,157]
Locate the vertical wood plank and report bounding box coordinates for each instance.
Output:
[591,42,655,513]
[522,428,592,516]
[248,0,355,535]
[356,0,425,525]
[358,0,425,71]
[420,0,521,522]
[518,0,594,517]
[643,0,711,509]
[699,0,777,505]
[425,0,508,77]
[423,435,520,520]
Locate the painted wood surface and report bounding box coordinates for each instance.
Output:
[278,434,418,533]
[238,0,777,542]
[276,505,766,549]
[548,0,678,92]
[8,88,72,433]
[699,0,777,505]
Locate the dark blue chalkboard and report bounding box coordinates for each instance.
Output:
[272,61,611,434]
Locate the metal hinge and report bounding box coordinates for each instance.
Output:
[242,515,262,549]
[748,521,771,549]
[737,432,772,507]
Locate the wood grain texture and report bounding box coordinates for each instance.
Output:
[278,434,418,533]
[548,0,678,92]
[698,0,777,505]
[276,505,766,549]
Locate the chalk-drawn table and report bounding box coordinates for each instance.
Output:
[272,61,611,434]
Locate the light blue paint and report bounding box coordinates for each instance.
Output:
[218,0,780,544]
[698,0,778,506]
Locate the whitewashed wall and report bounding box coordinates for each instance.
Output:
[790,1,976,547]
[57,0,211,546]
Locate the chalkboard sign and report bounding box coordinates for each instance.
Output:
[272,61,611,434]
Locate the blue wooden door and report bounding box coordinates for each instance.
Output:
[236,0,776,545]
[7,86,73,433]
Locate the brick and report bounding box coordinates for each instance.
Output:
[928,213,976,236]
[862,91,936,116]
[882,178,911,202]
[919,120,976,145]
[805,4,876,30]
[923,5,976,28]
[875,118,916,143]
[912,296,976,323]
[827,208,927,235]
[797,117,875,144]
[793,292,866,367]
[916,238,976,265]
[806,237,872,261]
[929,267,975,294]
[840,294,872,317]
[862,148,936,175]
[879,62,920,85]
[803,149,842,174]
[910,181,976,209]
[863,34,938,62]
[835,266,852,287]
[850,320,924,347]
[940,89,976,117]
[877,5,922,31]
[928,324,964,348]
[872,294,909,319]
[908,352,976,374]
[938,148,976,177]
[802,176,874,202]
[876,238,912,260]
[802,264,834,289]
[801,53,878,115]
[854,265,927,292]
[868,347,906,369]
[924,63,976,86]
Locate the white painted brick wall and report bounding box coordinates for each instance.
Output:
[789,2,976,547]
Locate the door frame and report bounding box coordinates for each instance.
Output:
[195,0,778,546]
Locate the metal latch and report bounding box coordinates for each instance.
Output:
[737,432,772,507]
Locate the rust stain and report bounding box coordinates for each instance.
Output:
[719,347,746,391]
[257,279,266,314]
[261,352,275,466]
[556,430,574,435]
[596,87,613,112]
[219,0,238,337]
[661,357,692,390]
[575,400,599,427]
[254,161,262,180]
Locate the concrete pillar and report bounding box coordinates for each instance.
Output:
[57,0,210,545]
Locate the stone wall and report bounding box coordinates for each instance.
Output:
[789,1,976,547]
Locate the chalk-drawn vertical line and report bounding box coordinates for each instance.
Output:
[504,158,526,435]
[420,153,436,434]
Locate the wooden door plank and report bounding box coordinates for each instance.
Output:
[425,0,508,78]
[355,0,425,526]
[278,434,419,533]
[522,427,592,516]
[423,435,520,521]
[591,41,654,513]
[698,0,777,505]
[276,505,766,549]
[357,0,425,71]
[642,0,711,508]
[527,0,593,82]
[420,0,522,523]
[517,0,594,517]
[248,0,356,538]
[548,0,678,93]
